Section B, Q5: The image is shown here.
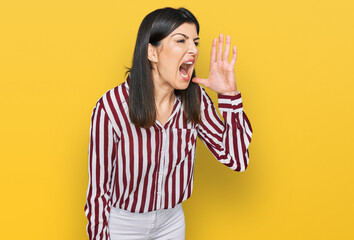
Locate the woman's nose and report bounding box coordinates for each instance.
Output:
[188,42,198,55]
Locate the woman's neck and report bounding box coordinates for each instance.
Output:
[155,89,174,108]
[152,75,175,107]
[152,75,176,125]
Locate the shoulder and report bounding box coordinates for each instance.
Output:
[95,81,129,112]
[197,84,214,110]
[92,81,129,132]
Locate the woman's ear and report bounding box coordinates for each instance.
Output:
[147,43,158,63]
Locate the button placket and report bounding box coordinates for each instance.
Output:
[156,129,167,209]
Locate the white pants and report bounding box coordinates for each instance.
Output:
[108,204,185,240]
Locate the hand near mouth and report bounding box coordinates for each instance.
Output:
[192,34,239,96]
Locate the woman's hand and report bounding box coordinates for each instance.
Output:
[192,34,239,95]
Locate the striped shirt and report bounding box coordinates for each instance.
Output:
[84,79,252,240]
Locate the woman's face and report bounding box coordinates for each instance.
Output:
[149,23,199,90]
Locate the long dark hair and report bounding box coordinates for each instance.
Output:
[127,7,201,128]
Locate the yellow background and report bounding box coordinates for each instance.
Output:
[1,0,353,239]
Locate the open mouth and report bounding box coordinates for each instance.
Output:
[179,60,194,80]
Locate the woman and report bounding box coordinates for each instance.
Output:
[85,7,252,240]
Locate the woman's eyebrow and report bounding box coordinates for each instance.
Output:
[172,33,200,41]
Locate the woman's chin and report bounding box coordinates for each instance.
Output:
[174,81,190,90]
[172,73,192,90]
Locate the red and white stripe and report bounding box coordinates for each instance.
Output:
[84,80,252,240]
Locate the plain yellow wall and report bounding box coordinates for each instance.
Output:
[1,0,353,239]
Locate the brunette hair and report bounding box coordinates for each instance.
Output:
[127,7,201,128]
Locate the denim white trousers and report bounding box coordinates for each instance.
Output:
[108,204,185,240]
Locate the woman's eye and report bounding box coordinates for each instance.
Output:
[194,42,199,47]
[177,39,185,43]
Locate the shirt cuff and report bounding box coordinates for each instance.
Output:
[218,92,243,112]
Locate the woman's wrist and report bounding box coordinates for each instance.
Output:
[219,90,240,96]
